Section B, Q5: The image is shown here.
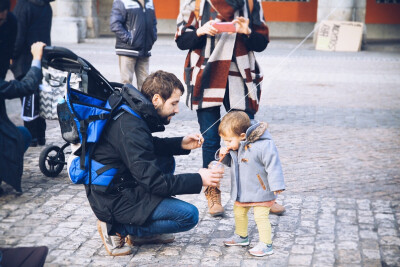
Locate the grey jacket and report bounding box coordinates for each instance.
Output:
[218,121,285,203]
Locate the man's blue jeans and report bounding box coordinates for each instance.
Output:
[196,107,254,168]
[111,156,199,237]
[112,197,199,237]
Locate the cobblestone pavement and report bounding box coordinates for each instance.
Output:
[1,36,400,266]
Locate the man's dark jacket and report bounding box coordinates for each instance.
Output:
[110,0,157,58]
[86,86,203,227]
[0,67,42,192]
[10,0,52,79]
[0,12,17,79]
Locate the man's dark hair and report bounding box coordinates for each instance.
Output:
[141,70,184,102]
[0,0,10,12]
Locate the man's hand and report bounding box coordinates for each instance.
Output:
[198,168,223,187]
[274,190,284,195]
[196,20,218,37]
[31,42,46,60]
[181,133,204,150]
[233,17,251,36]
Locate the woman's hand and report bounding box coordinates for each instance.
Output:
[31,42,46,60]
[233,17,251,36]
[196,20,218,37]
[181,133,204,150]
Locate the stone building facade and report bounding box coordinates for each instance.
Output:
[10,0,400,43]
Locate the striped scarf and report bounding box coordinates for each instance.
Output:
[176,0,269,113]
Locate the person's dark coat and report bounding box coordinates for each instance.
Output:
[0,12,17,79]
[110,0,157,58]
[0,66,42,192]
[10,0,52,79]
[86,85,203,228]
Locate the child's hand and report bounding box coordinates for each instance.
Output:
[219,147,229,159]
[274,190,284,195]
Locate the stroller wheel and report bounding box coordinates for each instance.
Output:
[39,145,65,177]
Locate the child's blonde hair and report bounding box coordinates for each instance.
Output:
[218,111,251,137]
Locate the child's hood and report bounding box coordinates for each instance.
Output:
[245,120,271,143]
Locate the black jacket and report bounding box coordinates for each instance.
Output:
[10,0,52,79]
[86,86,203,227]
[0,66,42,192]
[110,0,157,57]
[0,12,17,79]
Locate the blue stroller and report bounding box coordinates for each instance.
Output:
[38,46,122,178]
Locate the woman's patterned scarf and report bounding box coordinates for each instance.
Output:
[176,0,269,113]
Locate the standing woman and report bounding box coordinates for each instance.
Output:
[175,0,285,216]
[11,0,53,147]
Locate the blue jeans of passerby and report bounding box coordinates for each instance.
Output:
[197,106,254,168]
[17,126,32,152]
[111,155,198,237]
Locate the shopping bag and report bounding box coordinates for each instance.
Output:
[39,67,67,120]
[21,92,40,121]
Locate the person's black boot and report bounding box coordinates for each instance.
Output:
[38,137,46,146]
[30,138,38,147]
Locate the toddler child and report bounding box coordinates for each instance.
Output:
[217,111,285,257]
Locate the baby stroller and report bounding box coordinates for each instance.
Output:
[38,46,121,177]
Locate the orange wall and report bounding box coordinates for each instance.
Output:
[154,0,180,20]
[10,0,17,10]
[153,0,318,22]
[366,0,400,24]
[262,0,317,23]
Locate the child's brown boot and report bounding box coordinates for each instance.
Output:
[204,186,224,216]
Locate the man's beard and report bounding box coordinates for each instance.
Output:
[156,106,175,125]
[160,113,175,125]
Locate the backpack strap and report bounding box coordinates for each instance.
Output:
[87,95,123,191]
[194,0,201,20]
[79,113,110,170]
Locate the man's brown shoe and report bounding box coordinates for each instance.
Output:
[270,202,285,215]
[97,220,132,256]
[205,186,224,216]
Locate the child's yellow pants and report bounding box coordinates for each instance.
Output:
[233,204,272,244]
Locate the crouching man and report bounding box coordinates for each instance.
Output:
[88,71,223,256]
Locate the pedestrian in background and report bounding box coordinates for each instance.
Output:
[1,41,46,194]
[0,0,16,80]
[110,0,157,90]
[10,0,53,147]
[175,0,285,216]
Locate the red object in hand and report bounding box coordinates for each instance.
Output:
[212,22,236,33]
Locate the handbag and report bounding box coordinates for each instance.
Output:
[39,67,68,120]
[21,91,40,121]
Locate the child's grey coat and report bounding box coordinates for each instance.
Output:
[218,121,285,203]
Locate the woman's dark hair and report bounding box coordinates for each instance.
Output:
[0,0,10,12]
[141,70,184,102]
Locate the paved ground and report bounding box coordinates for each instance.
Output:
[1,36,400,266]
